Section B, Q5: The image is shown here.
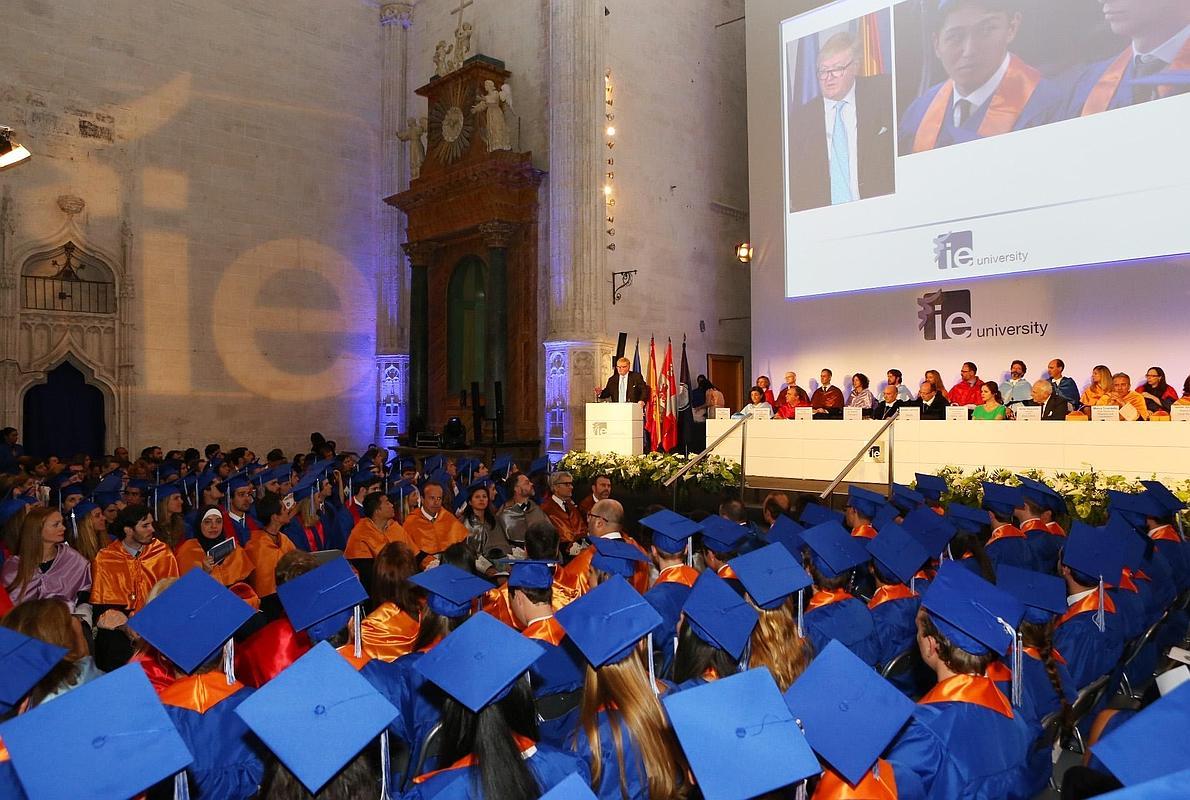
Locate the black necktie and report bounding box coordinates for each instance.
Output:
[1133,56,1168,104]
[955,99,974,127]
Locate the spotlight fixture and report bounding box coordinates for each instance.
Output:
[0,126,31,170]
[735,242,753,263]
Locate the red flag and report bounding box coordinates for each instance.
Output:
[645,336,661,448]
[660,338,678,452]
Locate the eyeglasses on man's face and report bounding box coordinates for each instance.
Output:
[817,61,855,79]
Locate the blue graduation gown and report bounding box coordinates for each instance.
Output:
[804,596,882,667]
[993,652,1077,797]
[572,710,653,800]
[401,744,590,800]
[898,74,1065,154]
[1053,605,1126,691]
[163,685,266,800]
[888,676,1033,800]
[1108,586,1146,642]
[985,536,1038,573]
[0,760,26,800]
[367,651,447,781]
[643,581,691,679]
[333,503,364,551]
[530,639,586,749]
[870,593,921,668]
[1024,529,1063,574]
[1151,536,1190,593]
[1064,54,1146,118]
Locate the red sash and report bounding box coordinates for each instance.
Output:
[1082,40,1190,116]
[913,55,1042,153]
[303,521,326,552]
[921,674,1013,719]
[807,588,854,612]
[869,583,917,610]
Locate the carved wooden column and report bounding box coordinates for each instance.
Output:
[478,220,516,429]
[403,240,439,434]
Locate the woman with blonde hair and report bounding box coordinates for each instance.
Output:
[730,543,814,692]
[1080,364,1113,410]
[71,500,108,562]
[557,577,689,800]
[924,369,950,402]
[153,484,187,549]
[2,506,91,613]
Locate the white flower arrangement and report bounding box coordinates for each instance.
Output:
[557,451,741,494]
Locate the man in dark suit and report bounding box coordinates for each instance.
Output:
[598,357,648,405]
[872,386,908,420]
[1023,380,1068,421]
[788,31,895,213]
[914,380,950,420]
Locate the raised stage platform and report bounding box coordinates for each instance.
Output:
[706,417,1190,491]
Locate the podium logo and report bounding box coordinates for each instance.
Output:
[918,289,972,340]
[934,230,974,270]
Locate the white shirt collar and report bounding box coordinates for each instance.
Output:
[1067,588,1095,606]
[550,494,569,511]
[600,531,623,541]
[525,613,554,627]
[823,83,856,113]
[1134,23,1190,62]
[954,53,1011,110]
[420,508,437,523]
[229,512,244,523]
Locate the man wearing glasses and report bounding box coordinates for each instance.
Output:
[788,29,895,212]
[901,0,1063,154]
[542,470,586,544]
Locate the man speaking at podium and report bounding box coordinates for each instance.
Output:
[597,356,648,406]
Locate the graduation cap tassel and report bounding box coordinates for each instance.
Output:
[173,771,191,800]
[796,589,805,638]
[1094,577,1106,634]
[222,639,236,685]
[685,536,693,568]
[1012,629,1023,708]
[379,730,391,800]
[795,779,807,800]
[910,575,917,595]
[353,604,364,658]
[647,632,658,695]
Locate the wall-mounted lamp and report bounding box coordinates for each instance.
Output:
[735,242,753,263]
[0,127,31,170]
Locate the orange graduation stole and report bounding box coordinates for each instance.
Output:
[1082,39,1190,116]
[413,734,538,784]
[920,674,1013,719]
[868,583,916,610]
[813,760,899,800]
[807,588,854,612]
[1057,591,1117,627]
[913,55,1042,153]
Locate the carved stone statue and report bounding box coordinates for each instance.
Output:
[397,117,428,178]
[433,40,453,76]
[452,22,474,69]
[471,80,513,152]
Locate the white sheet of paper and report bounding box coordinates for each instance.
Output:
[843,407,863,421]
[1091,405,1120,422]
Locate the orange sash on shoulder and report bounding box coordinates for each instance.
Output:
[522,616,566,646]
[808,588,855,612]
[813,760,898,800]
[920,674,1013,719]
[656,564,700,588]
[851,524,877,540]
[412,734,537,784]
[1057,591,1116,627]
[913,54,1042,153]
[1083,39,1190,116]
[1150,525,1181,543]
[160,672,244,714]
[869,583,917,610]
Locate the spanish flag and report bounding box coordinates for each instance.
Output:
[860,14,885,76]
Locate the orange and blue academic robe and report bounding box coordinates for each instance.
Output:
[222,512,261,547]
[333,500,365,551]
[523,617,586,747]
[804,588,882,667]
[282,511,334,553]
[1052,591,1125,691]
[357,601,421,662]
[407,737,590,800]
[91,538,180,613]
[898,55,1064,155]
[644,564,700,677]
[159,673,266,800]
[868,584,920,678]
[242,529,295,600]
[984,524,1037,572]
[887,675,1032,800]
[989,650,1076,797]
[813,759,916,800]
[367,644,447,782]
[563,535,652,597]
[572,704,657,800]
[344,518,413,560]
[1109,571,1147,641]
[1067,39,1190,118]
[175,538,255,588]
[401,510,468,558]
[1020,518,1065,574]
[1149,525,1190,593]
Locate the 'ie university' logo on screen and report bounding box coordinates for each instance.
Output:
[918,289,972,341]
[933,230,975,270]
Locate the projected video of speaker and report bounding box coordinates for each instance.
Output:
[781,0,1190,299]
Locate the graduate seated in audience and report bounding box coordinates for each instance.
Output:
[128,570,264,800]
[221,472,261,545]
[844,485,884,539]
[402,480,469,567]
[1015,476,1068,573]
[234,551,319,687]
[0,597,99,714]
[800,521,882,667]
[404,613,590,799]
[355,542,421,662]
[672,571,757,691]
[242,492,297,615]
[556,576,690,800]
[640,509,702,679]
[335,473,380,546]
[496,473,550,555]
[70,499,108,562]
[2,506,91,614]
[345,492,412,593]
[698,514,750,583]
[887,562,1033,800]
[865,524,928,689]
[542,470,587,545]
[946,504,997,579]
[730,541,814,692]
[980,482,1037,571]
[1054,523,1129,691]
[282,463,336,552]
[175,505,255,589]
[563,499,650,596]
[458,479,498,561]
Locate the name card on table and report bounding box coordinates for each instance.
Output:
[1091,405,1120,422]
[897,407,920,422]
[946,406,970,422]
[748,406,773,420]
[712,407,730,420]
[843,407,863,421]
[795,406,815,421]
[1172,406,1190,422]
[1014,406,1042,422]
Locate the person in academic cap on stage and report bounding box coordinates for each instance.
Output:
[175,505,255,589]
[127,569,265,799]
[1053,522,1129,691]
[866,523,929,689]
[403,612,590,799]
[980,482,1039,571]
[402,479,468,567]
[785,640,922,800]
[672,571,758,692]
[556,576,690,800]
[886,562,1033,799]
[899,0,1065,155]
[800,521,882,667]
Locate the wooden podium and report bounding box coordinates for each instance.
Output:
[585,402,644,455]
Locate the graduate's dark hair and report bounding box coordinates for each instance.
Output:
[804,557,851,592]
[370,542,421,615]
[361,491,387,518]
[440,541,480,575]
[0,599,81,715]
[259,738,380,800]
[917,608,997,675]
[673,620,740,686]
[114,504,153,539]
[525,521,560,560]
[1020,618,1073,736]
[436,676,540,800]
[256,492,283,525]
[412,606,468,652]
[949,532,996,583]
[510,582,552,607]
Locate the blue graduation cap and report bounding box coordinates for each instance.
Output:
[388,477,417,503]
[784,640,915,786]
[800,502,845,527]
[250,466,275,487]
[1107,490,1164,530]
[730,542,811,610]
[555,575,663,668]
[528,455,551,476]
[981,482,1024,519]
[890,483,925,514]
[765,515,806,559]
[1064,522,1126,585]
[422,468,452,492]
[0,495,37,527]
[409,564,492,618]
[92,472,125,507]
[947,502,989,533]
[0,628,67,715]
[415,611,544,713]
[1093,681,1190,788]
[995,564,1066,625]
[1093,769,1190,799]
[914,473,947,502]
[664,667,821,800]
[58,482,86,499]
[0,663,193,800]
[270,463,294,484]
[126,477,150,495]
[127,568,256,674]
[901,506,956,556]
[277,557,368,643]
[1140,480,1186,515]
[508,559,557,590]
[871,502,900,532]
[540,772,599,800]
[151,481,183,507]
[235,642,399,795]
[422,454,445,475]
[920,561,1024,657]
[221,471,252,495]
[682,571,759,659]
[1016,475,1064,516]
[867,522,930,586]
[847,486,887,520]
[455,477,491,514]
[639,508,703,553]
[699,515,748,554]
[590,536,649,578]
[492,454,515,478]
[802,521,870,579]
[72,499,99,519]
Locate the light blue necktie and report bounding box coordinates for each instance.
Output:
[829,100,853,204]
